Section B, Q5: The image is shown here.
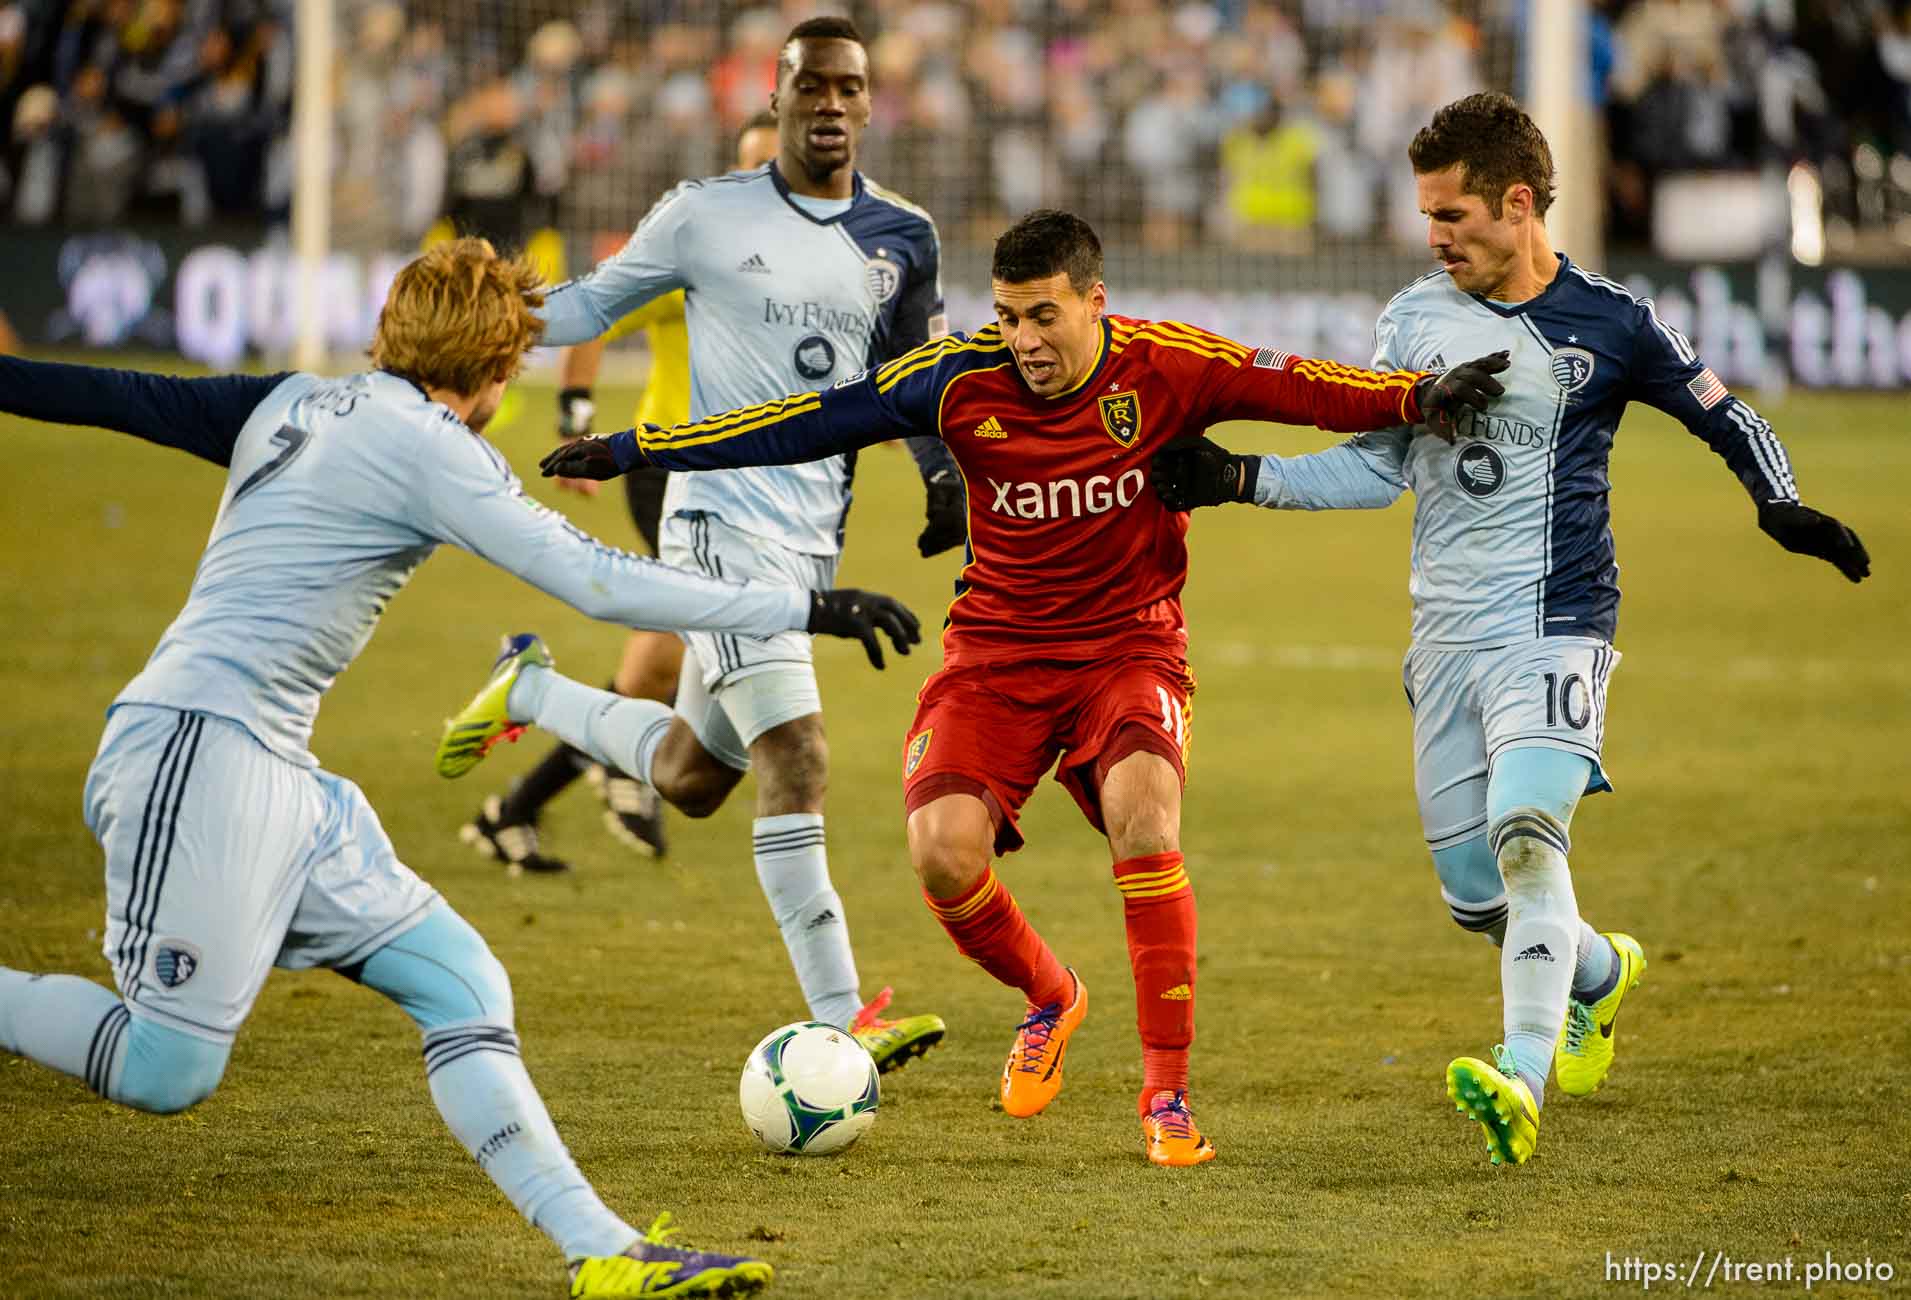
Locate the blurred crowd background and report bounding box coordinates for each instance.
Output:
[3,0,1910,265]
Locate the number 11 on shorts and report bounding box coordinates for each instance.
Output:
[1156,685,1186,747]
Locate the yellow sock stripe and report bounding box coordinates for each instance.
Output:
[1117,873,1193,900]
[1125,328,1244,366]
[1115,865,1191,892]
[1115,863,1189,890]
[878,332,1010,395]
[931,873,1001,922]
[638,394,823,451]
[1148,319,1253,360]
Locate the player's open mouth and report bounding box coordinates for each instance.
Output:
[1020,358,1057,383]
[809,126,847,148]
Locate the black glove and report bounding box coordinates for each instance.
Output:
[1758,500,1870,583]
[539,435,628,480]
[807,589,922,669]
[1413,351,1510,441]
[1151,435,1259,511]
[557,387,595,439]
[917,469,967,557]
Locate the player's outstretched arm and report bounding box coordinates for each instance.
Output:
[1153,431,1409,513]
[807,589,922,668]
[1757,500,1870,583]
[1626,310,1869,583]
[0,355,290,466]
[1413,352,1511,441]
[540,343,952,481]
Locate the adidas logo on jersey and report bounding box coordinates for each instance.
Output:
[737,253,771,274]
[972,416,1007,439]
[1513,943,1555,963]
[1158,983,1192,1001]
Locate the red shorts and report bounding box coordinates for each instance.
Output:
[901,655,1196,855]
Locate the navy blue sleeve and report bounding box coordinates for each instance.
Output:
[606,333,969,473]
[853,201,957,485]
[1626,304,1798,505]
[0,356,291,467]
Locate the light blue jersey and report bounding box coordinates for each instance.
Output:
[113,369,808,766]
[540,164,946,556]
[1252,255,1799,648]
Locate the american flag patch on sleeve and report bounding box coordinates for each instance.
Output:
[1687,367,1728,409]
[1253,347,1294,370]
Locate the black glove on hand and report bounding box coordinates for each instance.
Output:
[917,469,967,557]
[1151,435,1259,511]
[539,435,626,480]
[557,387,595,439]
[1758,500,1870,583]
[807,589,923,669]
[1414,350,1510,441]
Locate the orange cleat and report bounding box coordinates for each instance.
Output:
[999,968,1086,1118]
[1141,1090,1216,1167]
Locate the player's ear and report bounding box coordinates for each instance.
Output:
[1086,281,1107,320]
[1503,182,1532,224]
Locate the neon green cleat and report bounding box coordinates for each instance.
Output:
[569,1214,773,1298]
[436,633,552,779]
[1447,1045,1540,1167]
[849,986,946,1075]
[1555,932,1647,1097]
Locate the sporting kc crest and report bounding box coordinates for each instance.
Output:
[903,728,934,778]
[1551,347,1596,395]
[1098,390,1142,448]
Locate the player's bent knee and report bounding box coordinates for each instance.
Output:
[1488,806,1572,883]
[1431,837,1508,939]
[351,905,515,1033]
[113,1017,230,1114]
[651,730,743,818]
[908,797,993,899]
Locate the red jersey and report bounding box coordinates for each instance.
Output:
[632,315,1427,665]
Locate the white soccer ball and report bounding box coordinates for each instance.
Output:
[738,1021,879,1156]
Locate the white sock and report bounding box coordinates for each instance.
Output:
[422,1023,638,1261]
[1571,921,1617,999]
[752,814,860,1028]
[1493,811,1580,1109]
[508,666,672,784]
[0,968,127,1093]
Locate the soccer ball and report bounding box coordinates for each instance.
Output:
[738,1021,879,1156]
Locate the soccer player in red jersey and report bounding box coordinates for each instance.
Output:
[540,209,1509,1164]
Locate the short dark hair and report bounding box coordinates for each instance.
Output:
[738,108,777,146]
[991,209,1103,291]
[780,16,865,73]
[1408,92,1556,218]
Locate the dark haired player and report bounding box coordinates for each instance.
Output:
[482,18,959,1075]
[1154,92,1869,1167]
[517,208,1510,1165]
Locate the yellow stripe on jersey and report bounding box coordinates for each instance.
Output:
[1146,319,1254,360]
[878,329,1009,394]
[1291,359,1415,393]
[1116,326,1247,366]
[636,391,824,451]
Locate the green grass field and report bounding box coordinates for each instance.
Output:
[2,378,1907,1299]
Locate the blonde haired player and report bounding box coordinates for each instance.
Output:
[0,237,917,1297]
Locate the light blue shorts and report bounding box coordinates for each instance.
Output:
[1404,637,1620,851]
[660,511,833,764]
[83,705,437,1041]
